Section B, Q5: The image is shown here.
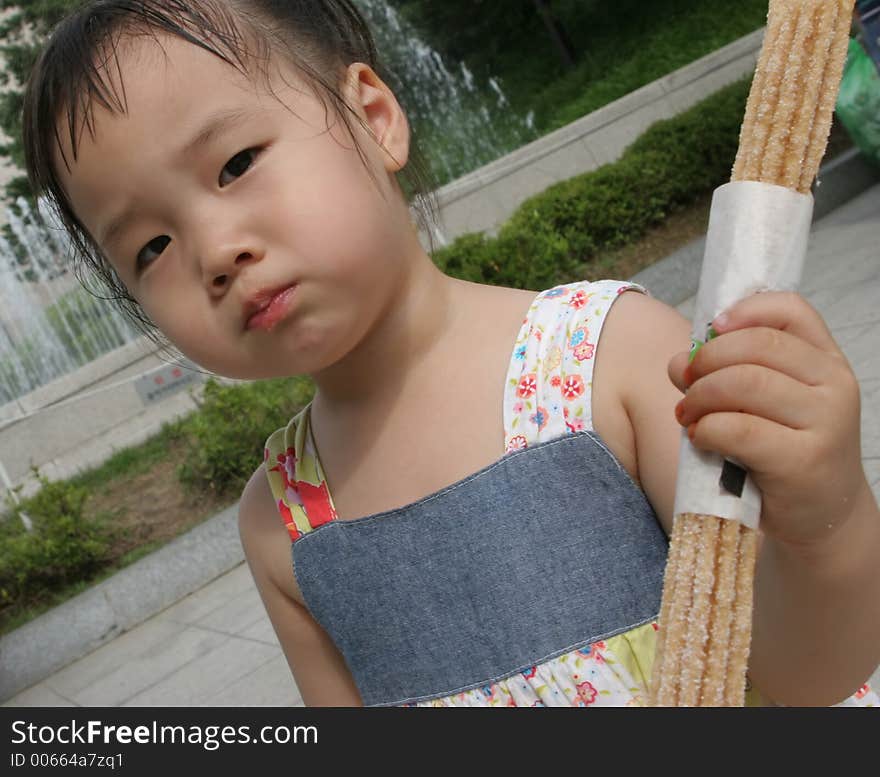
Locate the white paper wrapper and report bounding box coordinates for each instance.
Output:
[672,181,814,530]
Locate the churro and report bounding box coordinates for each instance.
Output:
[650,0,854,707]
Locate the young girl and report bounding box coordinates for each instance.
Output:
[22,0,879,707]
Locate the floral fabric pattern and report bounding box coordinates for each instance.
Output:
[503,279,637,453]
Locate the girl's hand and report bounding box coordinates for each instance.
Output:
[667,291,870,553]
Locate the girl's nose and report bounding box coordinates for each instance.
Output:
[203,243,263,295]
[208,250,259,292]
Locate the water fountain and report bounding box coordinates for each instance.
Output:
[0,199,141,405]
[357,0,534,184]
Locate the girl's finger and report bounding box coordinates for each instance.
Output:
[712,291,841,356]
[687,411,802,477]
[686,326,834,388]
[678,364,816,430]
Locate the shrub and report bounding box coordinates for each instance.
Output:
[432,77,752,289]
[0,474,114,612]
[176,376,315,499]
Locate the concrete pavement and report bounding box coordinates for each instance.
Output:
[5,182,880,707]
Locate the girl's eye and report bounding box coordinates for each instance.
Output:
[219,148,259,187]
[136,235,171,271]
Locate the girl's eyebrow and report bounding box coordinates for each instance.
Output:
[180,107,251,159]
[101,204,138,250]
[99,108,252,248]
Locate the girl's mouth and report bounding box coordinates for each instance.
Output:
[244,285,298,331]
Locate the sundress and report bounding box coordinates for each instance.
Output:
[264,279,878,707]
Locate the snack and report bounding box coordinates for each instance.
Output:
[650,0,854,707]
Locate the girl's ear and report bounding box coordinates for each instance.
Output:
[343,62,409,173]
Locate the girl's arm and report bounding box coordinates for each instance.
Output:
[749,481,880,705]
[238,467,364,707]
[598,290,880,706]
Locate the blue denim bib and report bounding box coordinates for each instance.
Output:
[292,431,668,706]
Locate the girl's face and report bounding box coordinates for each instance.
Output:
[57,33,415,379]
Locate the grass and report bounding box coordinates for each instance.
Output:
[0,538,170,635]
[531,1,772,133]
[66,422,185,493]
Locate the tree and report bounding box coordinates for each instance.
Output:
[532,0,576,70]
[389,0,583,73]
[0,0,79,204]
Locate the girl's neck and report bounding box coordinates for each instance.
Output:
[309,247,461,417]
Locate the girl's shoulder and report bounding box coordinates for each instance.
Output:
[503,278,647,452]
[580,283,695,535]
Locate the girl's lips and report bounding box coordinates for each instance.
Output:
[245,285,297,331]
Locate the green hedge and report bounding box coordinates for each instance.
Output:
[0,476,114,614]
[176,376,315,500]
[432,77,751,290]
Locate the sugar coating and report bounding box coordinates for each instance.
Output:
[724,528,758,706]
[652,0,854,707]
[733,0,852,192]
[653,516,700,706]
[700,518,740,705]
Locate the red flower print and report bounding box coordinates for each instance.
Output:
[516,373,538,398]
[506,435,528,453]
[295,480,337,529]
[575,640,607,663]
[522,666,538,681]
[270,448,298,490]
[562,374,585,400]
[269,448,296,489]
[565,416,586,434]
[576,680,598,705]
[564,411,576,434]
[278,500,301,541]
[550,375,562,388]
[530,406,549,431]
[569,290,593,309]
[855,685,869,700]
[573,342,595,361]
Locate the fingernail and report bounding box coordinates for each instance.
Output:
[674,401,685,422]
[683,364,694,387]
[687,423,696,441]
[712,312,730,331]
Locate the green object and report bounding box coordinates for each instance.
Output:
[836,38,880,168]
[689,325,718,364]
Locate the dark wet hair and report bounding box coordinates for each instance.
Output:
[22,0,439,340]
